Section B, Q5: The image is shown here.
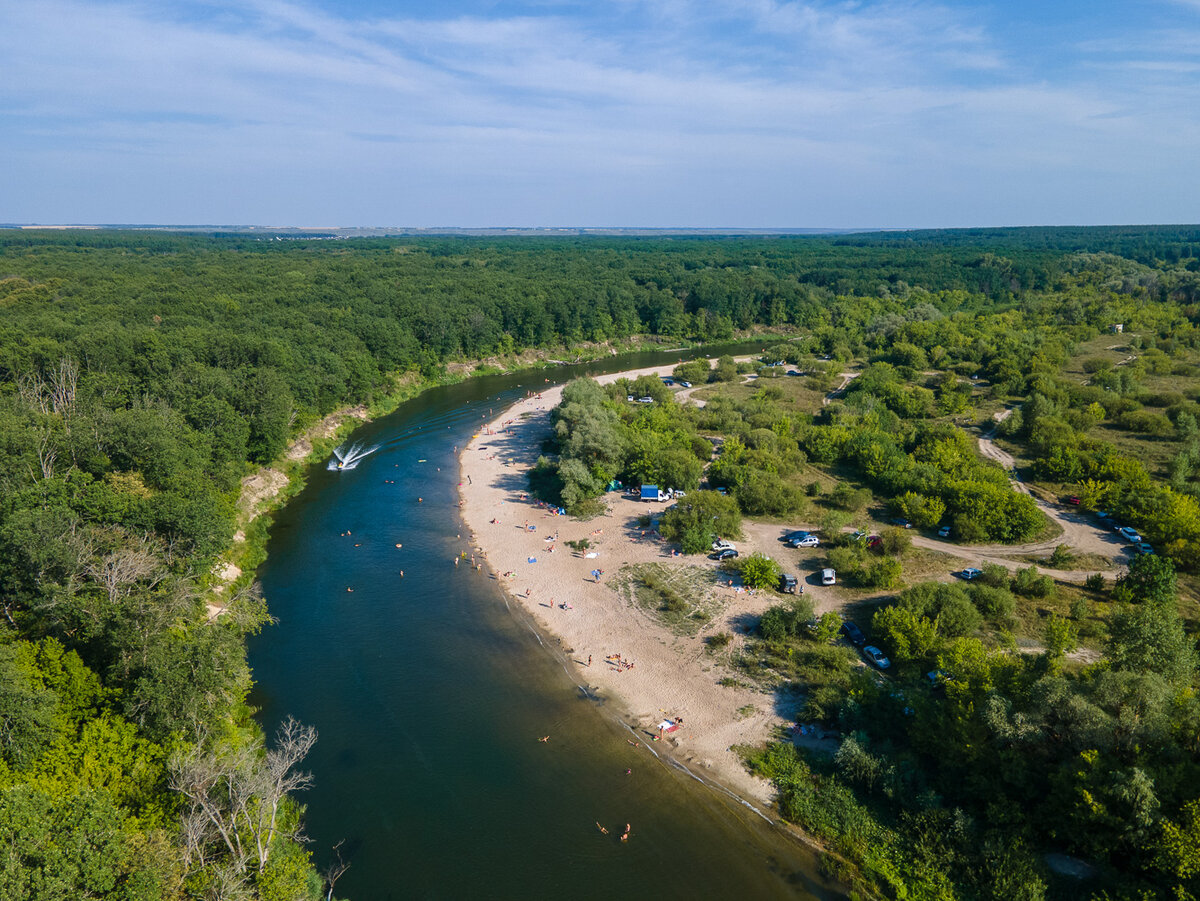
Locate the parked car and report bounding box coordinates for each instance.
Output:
[784,529,811,542]
[891,517,912,529]
[866,535,883,550]
[779,574,798,593]
[863,646,891,669]
[712,539,735,552]
[926,669,948,687]
[712,548,739,561]
[637,396,654,404]
[790,535,820,548]
[937,525,951,538]
[1133,542,1155,556]
[840,621,866,646]
[1063,495,1082,506]
[1116,526,1142,543]
[677,380,692,388]
[959,567,983,581]
[821,568,837,586]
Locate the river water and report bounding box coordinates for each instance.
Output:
[248,345,840,900]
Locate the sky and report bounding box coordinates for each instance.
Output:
[2,0,1198,228]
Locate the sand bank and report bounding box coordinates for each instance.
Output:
[458,362,830,809]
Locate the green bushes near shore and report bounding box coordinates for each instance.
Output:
[750,554,1200,900]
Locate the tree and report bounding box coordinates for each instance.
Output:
[740,552,782,590]
[1042,614,1078,667]
[1106,602,1198,685]
[1112,554,1178,606]
[171,717,317,884]
[872,606,940,662]
[660,491,742,553]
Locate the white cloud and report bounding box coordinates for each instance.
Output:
[0,0,1196,225]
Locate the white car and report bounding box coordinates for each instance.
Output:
[821,568,837,586]
[959,567,983,581]
[1116,526,1142,543]
[712,539,735,552]
[937,525,951,539]
[863,646,891,669]
[792,535,820,548]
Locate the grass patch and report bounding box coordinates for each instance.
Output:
[614,563,726,637]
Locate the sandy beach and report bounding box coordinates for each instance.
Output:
[458,362,833,809]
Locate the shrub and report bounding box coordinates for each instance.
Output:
[873,605,940,661]
[861,557,903,589]
[814,611,842,643]
[1048,544,1073,568]
[806,481,823,497]
[740,552,782,590]
[829,483,872,511]
[758,598,815,642]
[968,584,1016,624]
[1011,566,1055,598]
[980,564,1010,588]
[880,527,911,556]
[1084,573,1106,592]
[952,514,989,543]
[706,632,732,651]
[661,490,742,553]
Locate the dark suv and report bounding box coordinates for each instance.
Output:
[779,574,798,594]
[840,621,866,646]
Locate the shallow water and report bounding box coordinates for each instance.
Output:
[248,345,842,900]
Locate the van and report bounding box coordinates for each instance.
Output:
[821,568,836,586]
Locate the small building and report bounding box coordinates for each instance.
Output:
[1112,323,1124,333]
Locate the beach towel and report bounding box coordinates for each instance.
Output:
[528,557,538,564]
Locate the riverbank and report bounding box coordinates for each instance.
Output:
[458,362,810,810]
[213,334,791,609]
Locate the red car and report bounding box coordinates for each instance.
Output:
[866,535,883,550]
[1064,496,1082,506]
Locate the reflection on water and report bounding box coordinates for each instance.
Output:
[249,344,842,900]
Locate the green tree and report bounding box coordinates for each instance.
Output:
[740,553,782,590]
[660,491,742,553]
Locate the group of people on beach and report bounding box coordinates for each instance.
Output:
[606,653,634,673]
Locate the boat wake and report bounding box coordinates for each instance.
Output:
[328,441,380,471]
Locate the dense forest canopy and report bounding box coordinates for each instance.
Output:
[1,226,1199,898]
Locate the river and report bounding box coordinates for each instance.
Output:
[248,344,841,900]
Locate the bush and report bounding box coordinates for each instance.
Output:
[829,483,872,511]
[861,557,903,589]
[661,490,742,553]
[806,481,823,497]
[1084,573,1106,592]
[1011,566,1055,598]
[1048,545,1073,568]
[706,632,732,651]
[980,564,1010,588]
[880,527,911,556]
[739,552,782,590]
[758,598,815,642]
[968,584,1016,624]
[952,514,989,543]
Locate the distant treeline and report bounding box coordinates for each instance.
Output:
[0,227,1199,898]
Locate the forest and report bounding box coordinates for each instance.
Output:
[1,226,1200,898]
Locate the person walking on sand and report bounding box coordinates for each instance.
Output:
[587,655,592,667]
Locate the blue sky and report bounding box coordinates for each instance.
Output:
[2,0,1197,227]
